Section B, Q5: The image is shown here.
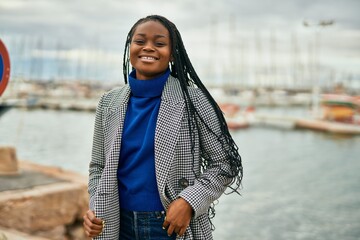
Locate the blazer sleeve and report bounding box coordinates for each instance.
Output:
[178,89,235,219]
[88,93,106,211]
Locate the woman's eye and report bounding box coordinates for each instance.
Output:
[133,40,144,44]
[156,42,165,47]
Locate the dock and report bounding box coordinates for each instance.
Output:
[295,118,360,135]
[249,114,360,135]
[0,147,88,240]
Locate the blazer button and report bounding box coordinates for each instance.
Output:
[178,178,189,189]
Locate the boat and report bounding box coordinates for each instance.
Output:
[320,94,360,125]
[293,93,360,135]
[225,116,250,130]
[0,102,11,117]
[219,103,253,130]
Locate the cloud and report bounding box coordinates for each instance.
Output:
[1,0,359,42]
[0,0,25,10]
[0,0,359,82]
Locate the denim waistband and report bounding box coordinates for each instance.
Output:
[120,209,166,219]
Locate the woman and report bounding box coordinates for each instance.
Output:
[83,15,242,240]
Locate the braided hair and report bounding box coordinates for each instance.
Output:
[123,15,243,222]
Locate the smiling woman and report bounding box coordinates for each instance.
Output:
[83,15,242,240]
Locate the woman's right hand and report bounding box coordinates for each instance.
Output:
[83,210,104,238]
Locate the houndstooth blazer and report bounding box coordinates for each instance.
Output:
[88,75,234,240]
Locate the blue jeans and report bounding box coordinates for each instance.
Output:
[119,209,176,240]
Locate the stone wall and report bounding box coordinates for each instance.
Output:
[0,147,89,240]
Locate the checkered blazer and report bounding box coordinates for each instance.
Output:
[88,75,234,239]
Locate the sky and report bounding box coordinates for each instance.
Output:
[0,0,359,87]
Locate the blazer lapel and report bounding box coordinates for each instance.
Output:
[155,76,185,201]
[102,86,131,186]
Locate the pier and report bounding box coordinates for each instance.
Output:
[252,114,360,135]
[0,147,88,240]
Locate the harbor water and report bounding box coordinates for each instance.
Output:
[0,108,359,240]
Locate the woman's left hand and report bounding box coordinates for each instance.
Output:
[83,210,104,238]
[163,198,193,237]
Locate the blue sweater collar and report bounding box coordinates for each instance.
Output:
[129,69,170,97]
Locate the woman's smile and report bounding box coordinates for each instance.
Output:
[139,55,160,62]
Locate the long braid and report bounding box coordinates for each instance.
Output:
[123,15,243,224]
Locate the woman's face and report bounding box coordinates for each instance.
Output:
[130,20,172,80]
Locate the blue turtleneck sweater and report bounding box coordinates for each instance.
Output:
[117,69,170,211]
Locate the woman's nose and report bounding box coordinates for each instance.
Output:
[142,44,155,51]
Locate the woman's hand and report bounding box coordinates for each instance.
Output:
[83,210,104,238]
[163,198,193,237]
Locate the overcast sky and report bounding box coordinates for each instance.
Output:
[0,0,359,85]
